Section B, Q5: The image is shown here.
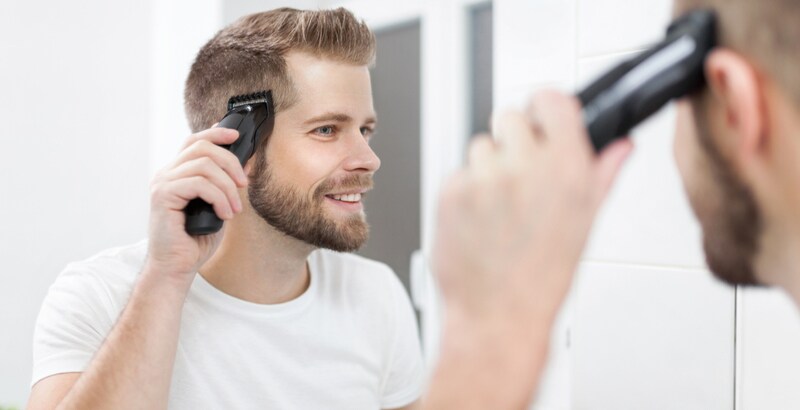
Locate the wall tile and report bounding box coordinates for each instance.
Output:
[495,0,577,95]
[571,262,735,409]
[737,287,800,409]
[578,0,672,57]
[578,53,706,268]
[495,82,575,114]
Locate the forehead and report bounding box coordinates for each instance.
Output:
[283,51,374,118]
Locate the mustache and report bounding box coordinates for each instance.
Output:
[314,173,374,198]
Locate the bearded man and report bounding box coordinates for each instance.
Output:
[28,8,423,410]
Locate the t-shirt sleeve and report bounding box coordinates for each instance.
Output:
[379,272,426,409]
[31,264,118,387]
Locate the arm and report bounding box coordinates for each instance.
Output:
[27,128,247,410]
[29,265,193,410]
[424,91,633,409]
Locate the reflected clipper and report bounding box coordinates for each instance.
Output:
[578,10,717,152]
[184,91,275,235]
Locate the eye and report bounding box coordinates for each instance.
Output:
[360,126,375,139]
[313,125,336,137]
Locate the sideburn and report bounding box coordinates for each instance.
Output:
[690,94,764,286]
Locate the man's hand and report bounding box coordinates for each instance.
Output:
[146,127,248,286]
[427,91,632,409]
[28,128,250,410]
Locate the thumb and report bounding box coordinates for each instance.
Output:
[591,138,634,206]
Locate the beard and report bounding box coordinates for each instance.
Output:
[690,97,764,286]
[247,152,372,253]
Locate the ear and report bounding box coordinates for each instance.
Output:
[704,49,768,165]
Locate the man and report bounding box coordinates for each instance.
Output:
[28,8,423,409]
[424,0,800,408]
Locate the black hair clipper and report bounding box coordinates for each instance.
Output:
[184,91,275,235]
[579,10,717,152]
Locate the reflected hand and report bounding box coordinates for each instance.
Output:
[431,91,632,399]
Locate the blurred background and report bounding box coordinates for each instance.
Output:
[2,0,800,409]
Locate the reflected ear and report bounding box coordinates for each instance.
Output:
[704,49,767,164]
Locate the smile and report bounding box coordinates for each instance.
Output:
[327,193,362,203]
[323,190,366,213]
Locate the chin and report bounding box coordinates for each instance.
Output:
[701,226,762,287]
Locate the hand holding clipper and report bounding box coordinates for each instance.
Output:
[578,10,716,152]
[184,91,275,235]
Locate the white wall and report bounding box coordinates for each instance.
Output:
[0,0,225,406]
[0,1,152,406]
[150,0,223,178]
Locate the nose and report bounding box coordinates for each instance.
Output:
[342,131,381,173]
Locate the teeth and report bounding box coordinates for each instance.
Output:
[331,193,362,202]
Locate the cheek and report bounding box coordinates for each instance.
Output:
[674,101,697,188]
[264,137,342,191]
[674,101,713,219]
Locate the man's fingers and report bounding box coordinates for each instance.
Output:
[467,134,496,166]
[155,177,235,220]
[180,127,240,150]
[163,158,243,214]
[491,110,539,163]
[527,90,590,155]
[591,138,634,206]
[173,140,248,187]
[466,135,501,183]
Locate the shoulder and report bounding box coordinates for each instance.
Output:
[60,240,147,283]
[32,241,148,386]
[49,240,147,312]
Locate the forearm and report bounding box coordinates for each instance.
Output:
[424,311,552,410]
[57,266,191,410]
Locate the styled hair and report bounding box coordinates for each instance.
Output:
[677,0,800,105]
[184,7,376,133]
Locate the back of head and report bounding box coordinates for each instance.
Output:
[678,0,800,107]
[184,7,376,133]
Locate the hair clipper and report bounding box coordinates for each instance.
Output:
[184,91,275,235]
[578,10,717,152]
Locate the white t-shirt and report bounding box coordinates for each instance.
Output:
[32,241,425,409]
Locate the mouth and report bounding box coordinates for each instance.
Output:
[324,192,363,203]
[323,190,369,212]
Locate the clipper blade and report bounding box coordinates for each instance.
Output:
[227,91,273,111]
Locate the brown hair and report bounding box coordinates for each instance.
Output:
[677,0,800,105]
[184,7,376,133]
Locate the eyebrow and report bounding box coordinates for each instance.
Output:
[302,112,377,126]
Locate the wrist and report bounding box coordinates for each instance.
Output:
[136,261,195,301]
[434,306,554,405]
[442,305,554,361]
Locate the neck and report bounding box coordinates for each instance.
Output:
[750,82,800,307]
[755,217,800,308]
[199,208,315,305]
